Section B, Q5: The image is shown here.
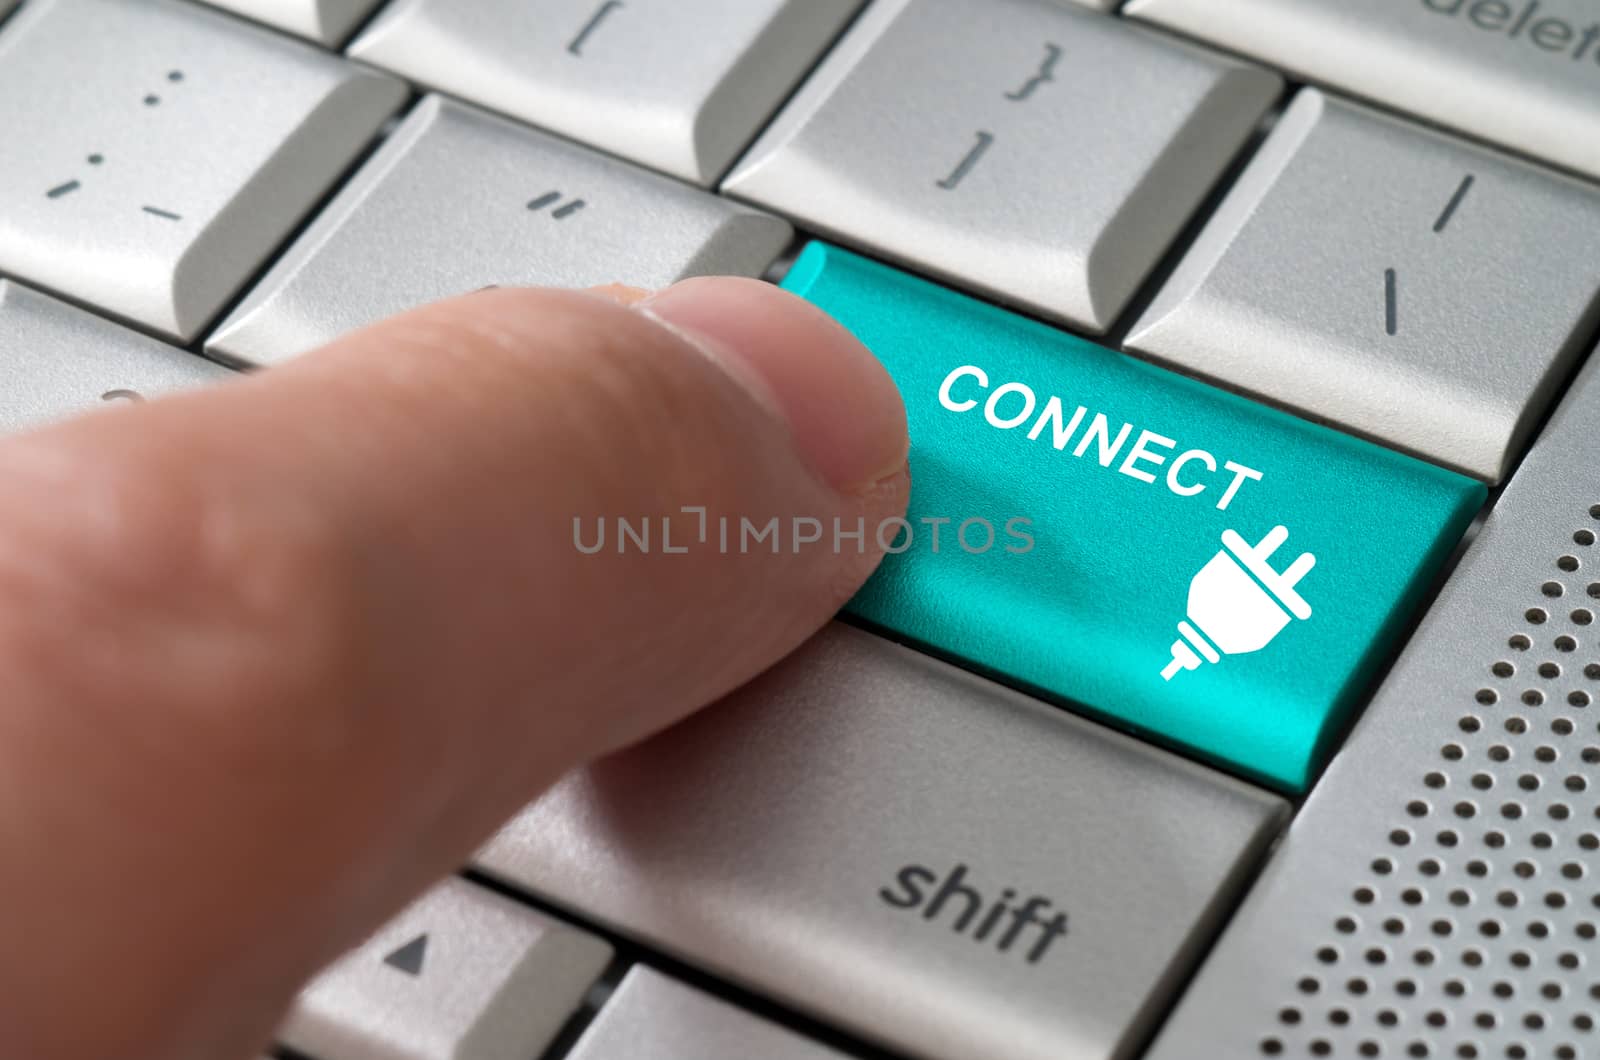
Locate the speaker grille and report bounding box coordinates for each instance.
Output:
[1257,505,1600,1060]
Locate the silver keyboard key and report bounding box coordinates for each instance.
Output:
[568,968,848,1060]
[208,95,791,366]
[0,0,404,342]
[1143,340,1600,1058]
[1126,90,1600,484]
[722,0,1280,333]
[348,0,864,186]
[0,281,231,433]
[1129,0,1600,182]
[198,0,384,45]
[478,625,1287,1060]
[281,877,612,1060]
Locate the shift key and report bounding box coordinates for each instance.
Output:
[781,242,1483,792]
[479,625,1287,1060]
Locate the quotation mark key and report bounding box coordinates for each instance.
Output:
[528,191,585,219]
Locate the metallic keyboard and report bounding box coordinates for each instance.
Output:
[1,0,1597,1057]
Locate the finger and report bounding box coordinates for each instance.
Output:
[0,278,909,1060]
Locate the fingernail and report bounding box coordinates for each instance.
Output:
[586,283,653,307]
[638,277,908,493]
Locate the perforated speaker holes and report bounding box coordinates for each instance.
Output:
[1259,504,1600,1059]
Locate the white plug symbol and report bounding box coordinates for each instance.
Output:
[1161,526,1315,681]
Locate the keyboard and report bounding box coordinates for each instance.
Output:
[0,0,1596,1057]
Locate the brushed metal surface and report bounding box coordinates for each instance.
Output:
[1146,348,1600,1059]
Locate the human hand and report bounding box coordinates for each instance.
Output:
[0,279,909,1060]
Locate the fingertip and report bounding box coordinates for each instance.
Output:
[637,277,909,495]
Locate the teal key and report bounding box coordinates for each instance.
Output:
[782,243,1483,792]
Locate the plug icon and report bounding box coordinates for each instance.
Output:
[1161,526,1315,681]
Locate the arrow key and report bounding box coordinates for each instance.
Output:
[381,933,429,977]
[279,877,612,1060]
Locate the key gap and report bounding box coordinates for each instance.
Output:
[335,0,403,52]
[1101,80,1292,347]
[462,868,913,1060]
[190,88,424,362]
[1285,504,1489,800]
[758,235,805,285]
[1119,796,1290,1058]
[710,0,881,192]
[528,950,632,1060]
[1489,285,1600,495]
[0,266,206,351]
